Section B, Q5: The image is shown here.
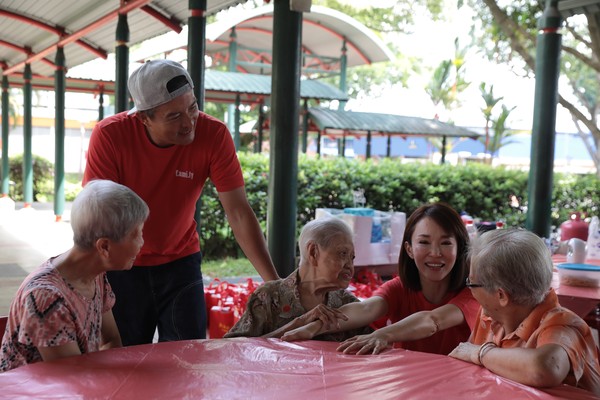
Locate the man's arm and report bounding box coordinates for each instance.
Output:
[218,187,279,281]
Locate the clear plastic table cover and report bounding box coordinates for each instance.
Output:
[0,338,596,399]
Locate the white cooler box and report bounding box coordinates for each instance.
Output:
[315,208,406,266]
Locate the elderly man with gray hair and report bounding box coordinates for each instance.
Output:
[450,229,600,396]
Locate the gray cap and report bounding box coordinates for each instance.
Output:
[127,59,194,114]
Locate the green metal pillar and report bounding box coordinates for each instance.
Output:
[386,134,391,158]
[526,0,562,237]
[441,136,447,164]
[267,0,303,277]
[188,0,207,110]
[338,39,347,110]
[234,94,241,150]
[98,88,104,121]
[54,47,66,220]
[115,13,129,113]
[366,130,372,159]
[340,135,346,157]
[228,27,238,134]
[23,64,33,206]
[316,131,321,157]
[1,75,9,196]
[301,99,308,153]
[256,101,265,153]
[189,0,207,237]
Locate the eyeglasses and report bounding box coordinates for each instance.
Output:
[465,277,484,289]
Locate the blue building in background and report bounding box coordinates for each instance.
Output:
[334,130,594,172]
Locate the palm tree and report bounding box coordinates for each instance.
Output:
[479,82,503,155]
[425,38,471,156]
[485,104,518,162]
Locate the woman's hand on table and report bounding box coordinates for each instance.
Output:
[269,305,347,340]
[280,321,321,341]
[337,332,391,355]
[296,304,348,331]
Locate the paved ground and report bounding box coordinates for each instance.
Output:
[0,199,74,316]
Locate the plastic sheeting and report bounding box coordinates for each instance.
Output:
[0,338,596,399]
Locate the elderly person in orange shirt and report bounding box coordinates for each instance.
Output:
[449,229,600,396]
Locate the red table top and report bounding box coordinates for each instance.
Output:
[0,338,596,399]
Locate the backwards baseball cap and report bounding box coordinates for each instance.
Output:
[127,59,194,115]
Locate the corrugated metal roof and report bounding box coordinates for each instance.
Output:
[308,108,481,138]
[204,70,348,103]
[0,0,249,79]
[205,4,394,74]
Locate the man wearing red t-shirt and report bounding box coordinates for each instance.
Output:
[83,59,279,345]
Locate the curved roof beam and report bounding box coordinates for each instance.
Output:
[0,40,56,69]
[141,4,183,33]
[2,0,153,76]
[206,4,394,67]
[0,8,108,62]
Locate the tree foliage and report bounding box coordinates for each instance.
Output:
[471,0,600,175]
[311,0,445,99]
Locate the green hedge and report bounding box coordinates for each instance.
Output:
[199,153,599,260]
[3,153,599,260]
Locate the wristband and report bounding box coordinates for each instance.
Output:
[477,342,497,366]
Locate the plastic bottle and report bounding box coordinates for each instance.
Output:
[465,218,478,240]
[586,216,600,262]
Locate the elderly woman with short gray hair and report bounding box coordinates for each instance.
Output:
[225,217,371,341]
[0,180,149,372]
[450,229,600,396]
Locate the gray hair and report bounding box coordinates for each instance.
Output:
[72,180,149,250]
[298,218,353,264]
[469,229,553,307]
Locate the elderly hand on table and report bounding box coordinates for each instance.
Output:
[279,305,348,341]
[448,342,480,365]
[336,332,392,355]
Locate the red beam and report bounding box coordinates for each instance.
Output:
[2,0,152,76]
[141,5,182,33]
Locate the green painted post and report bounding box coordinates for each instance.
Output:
[227,27,238,134]
[386,134,391,158]
[188,0,207,111]
[98,89,104,121]
[316,131,321,157]
[267,0,303,277]
[441,136,447,164]
[257,101,265,153]
[23,64,33,206]
[54,47,66,220]
[115,13,129,113]
[1,76,9,196]
[526,0,562,237]
[366,130,372,159]
[338,40,347,110]
[189,0,207,237]
[234,94,241,150]
[301,99,308,153]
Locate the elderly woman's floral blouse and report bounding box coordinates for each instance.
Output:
[225,269,371,341]
[0,260,115,372]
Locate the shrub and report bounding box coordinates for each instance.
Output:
[5,154,54,202]
[198,154,600,260]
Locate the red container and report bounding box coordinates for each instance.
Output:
[560,212,589,241]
